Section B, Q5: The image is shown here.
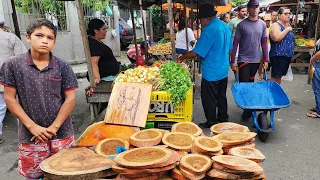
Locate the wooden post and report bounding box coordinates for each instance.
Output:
[10,0,21,39]
[130,1,139,57]
[293,1,300,35]
[184,0,189,52]
[161,0,164,34]
[167,0,176,60]
[314,3,320,41]
[139,0,149,55]
[75,0,95,88]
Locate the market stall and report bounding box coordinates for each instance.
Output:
[269,1,320,73]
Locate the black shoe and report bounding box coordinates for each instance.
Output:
[199,123,212,129]
[0,138,3,144]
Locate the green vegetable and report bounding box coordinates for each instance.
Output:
[159,61,193,106]
[158,38,171,44]
[295,38,306,46]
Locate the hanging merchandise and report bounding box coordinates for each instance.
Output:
[111,29,117,38]
[105,0,112,16]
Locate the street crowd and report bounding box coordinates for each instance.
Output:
[0,0,320,179]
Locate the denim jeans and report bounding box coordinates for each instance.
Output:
[312,63,320,114]
[0,92,6,136]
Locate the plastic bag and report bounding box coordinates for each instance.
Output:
[282,64,293,82]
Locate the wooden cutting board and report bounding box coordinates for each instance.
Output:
[104,82,152,127]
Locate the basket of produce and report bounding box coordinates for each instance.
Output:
[115,61,194,123]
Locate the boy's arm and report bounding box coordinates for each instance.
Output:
[4,86,52,142]
[47,90,76,136]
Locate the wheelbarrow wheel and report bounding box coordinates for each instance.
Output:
[258,113,269,142]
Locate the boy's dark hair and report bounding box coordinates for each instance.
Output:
[87,19,105,36]
[27,18,57,38]
[139,41,146,50]
[237,5,247,11]
[178,19,186,32]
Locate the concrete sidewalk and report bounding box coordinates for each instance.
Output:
[71,56,131,78]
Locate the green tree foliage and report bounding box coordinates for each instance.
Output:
[147,5,161,39]
[231,0,249,7]
[14,0,111,30]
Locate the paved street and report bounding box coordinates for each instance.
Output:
[0,71,319,180]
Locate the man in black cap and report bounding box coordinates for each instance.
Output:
[230,0,269,119]
[178,4,232,128]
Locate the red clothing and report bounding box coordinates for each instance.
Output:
[127,45,142,60]
[18,136,74,178]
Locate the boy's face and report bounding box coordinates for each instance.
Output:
[26,26,56,54]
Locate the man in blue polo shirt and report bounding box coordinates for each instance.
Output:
[178,4,232,128]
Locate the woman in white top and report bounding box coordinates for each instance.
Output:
[175,19,195,54]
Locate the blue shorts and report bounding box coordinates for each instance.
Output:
[176,48,187,54]
[270,56,291,79]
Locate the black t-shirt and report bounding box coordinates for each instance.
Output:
[88,37,120,78]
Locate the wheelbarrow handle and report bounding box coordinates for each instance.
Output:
[263,68,268,81]
[234,68,268,82]
[233,70,239,83]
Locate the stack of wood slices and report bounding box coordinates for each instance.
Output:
[113,146,179,179]
[39,121,267,180]
[208,155,266,180]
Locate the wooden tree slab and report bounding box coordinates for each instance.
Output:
[40,147,115,176]
[228,147,266,163]
[193,136,223,153]
[104,82,152,127]
[213,132,257,146]
[129,129,163,147]
[43,169,117,180]
[212,155,263,174]
[207,168,240,179]
[212,162,259,178]
[171,122,202,137]
[112,162,176,174]
[179,166,205,180]
[114,147,178,169]
[95,138,130,157]
[210,122,250,135]
[162,132,195,151]
[179,154,212,175]
[171,167,189,180]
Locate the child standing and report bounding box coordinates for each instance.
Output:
[0,19,78,179]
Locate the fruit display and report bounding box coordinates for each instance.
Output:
[115,65,161,91]
[148,42,172,54]
[115,61,192,106]
[295,36,315,47]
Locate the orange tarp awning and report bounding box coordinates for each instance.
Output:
[215,2,232,14]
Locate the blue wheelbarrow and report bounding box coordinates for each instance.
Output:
[231,71,290,142]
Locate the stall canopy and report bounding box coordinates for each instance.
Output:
[117,0,230,9]
[162,3,185,10]
[216,2,232,14]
